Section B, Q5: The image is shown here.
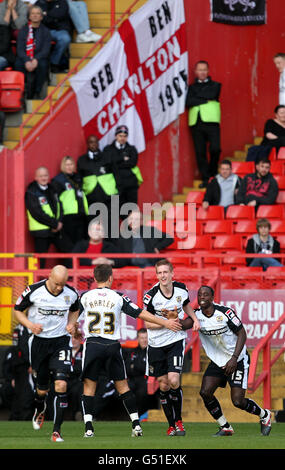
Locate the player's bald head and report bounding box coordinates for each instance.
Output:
[49,265,69,283]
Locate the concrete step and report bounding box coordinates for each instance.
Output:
[22,113,43,127]
[193,180,202,189]
[69,58,90,71]
[7,127,30,140]
[86,0,146,13]
[3,140,18,149]
[89,13,122,28]
[233,150,247,159]
[172,194,187,203]
[70,43,102,58]
[47,85,69,100]
[26,99,57,113]
[254,136,263,145]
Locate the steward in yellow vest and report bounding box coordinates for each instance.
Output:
[186,61,222,188]
[51,156,89,244]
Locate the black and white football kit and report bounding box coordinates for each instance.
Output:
[15,280,79,388]
[143,281,190,378]
[195,303,249,389]
[79,287,142,382]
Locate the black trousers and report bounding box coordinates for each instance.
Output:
[14,57,49,99]
[33,231,73,268]
[191,121,221,182]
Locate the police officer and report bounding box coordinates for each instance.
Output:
[51,156,89,245]
[25,166,73,267]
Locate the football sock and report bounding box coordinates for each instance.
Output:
[159,389,175,427]
[120,390,140,428]
[203,396,224,420]
[53,392,68,433]
[243,398,263,416]
[217,415,229,427]
[170,387,183,422]
[82,395,94,427]
[34,391,46,413]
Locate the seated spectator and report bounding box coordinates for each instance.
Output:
[245,218,283,271]
[25,166,73,268]
[261,105,285,154]
[108,209,174,268]
[123,328,149,419]
[273,52,285,106]
[202,159,241,211]
[51,155,88,245]
[15,5,51,99]
[0,0,28,38]
[0,24,15,70]
[236,158,278,209]
[66,0,101,43]
[0,111,6,151]
[35,0,72,73]
[103,125,143,212]
[72,219,115,267]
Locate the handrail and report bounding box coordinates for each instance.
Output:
[247,312,285,409]
[18,0,143,149]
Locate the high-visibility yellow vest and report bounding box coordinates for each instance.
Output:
[27,200,61,232]
[59,188,89,216]
[189,100,221,126]
[131,166,143,186]
[82,173,118,196]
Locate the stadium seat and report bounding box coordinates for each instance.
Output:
[212,234,243,251]
[256,205,285,219]
[277,147,285,160]
[196,205,224,220]
[233,220,257,237]
[269,220,285,234]
[202,219,233,235]
[0,71,25,112]
[226,205,255,220]
[270,160,285,176]
[268,147,277,161]
[275,175,285,190]
[166,204,195,221]
[231,161,255,176]
[186,191,205,205]
[192,234,212,250]
[276,191,285,204]
[275,234,285,251]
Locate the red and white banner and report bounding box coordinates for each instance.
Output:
[70,0,188,152]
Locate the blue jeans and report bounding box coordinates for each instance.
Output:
[249,257,283,271]
[0,56,8,71]
[66,0,89,34]
[50,29,71,65]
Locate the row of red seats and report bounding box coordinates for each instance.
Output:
[0,71,25,112]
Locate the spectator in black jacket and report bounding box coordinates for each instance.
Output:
[35,0,72,73]
[123,328,149,418]
[202,159,241,212]
[25,166,73,267]
[186,61,222,188]
[108,209,174,268]
[0,24,15,70]
[261,105,285,154]
[15,5,51,99]
[245,218,283,271]
[103,125,143,212]
[236,158,278,209]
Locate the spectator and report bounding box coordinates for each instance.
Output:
[202,159,241,211]
[66,0,101,43]
[104,125,143,212]
[67,336,83,421]
[72,220,115,267]
[260,105,285,154]
[108,209,174,268]
[0,24,15,70]
[245,218,283,271]
[35,0,72,73]
[0,0,28,36]
[51,155,88,245]
[236,158,278,209]
[273,52,285,105]
[0,111,6,151]
[25,166,73,268]
[185,60,221,188]
[15,5,51,99]
[123,328,149,419]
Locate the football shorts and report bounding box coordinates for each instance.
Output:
[203,352,250,389]
[146,339,185,378]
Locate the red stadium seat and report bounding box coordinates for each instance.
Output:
[275,235,285,251]
[269,220,285,234]
[212,234,243,251]
[256,205,285,219]
[276,191,285,204]
[277,147,285,160]
[275,175,285,190]
[196,205,224,220]
[186,191,205,205]
[0,71,25,112]
[203,219,233,235]
[270,160,285,176]
[233,220,257,236]
[226,205,255,220]
[269,148,277,161]
[192,234,212,250]
[231,161,255,176]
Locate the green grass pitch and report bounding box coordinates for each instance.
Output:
[0,420,284,450]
